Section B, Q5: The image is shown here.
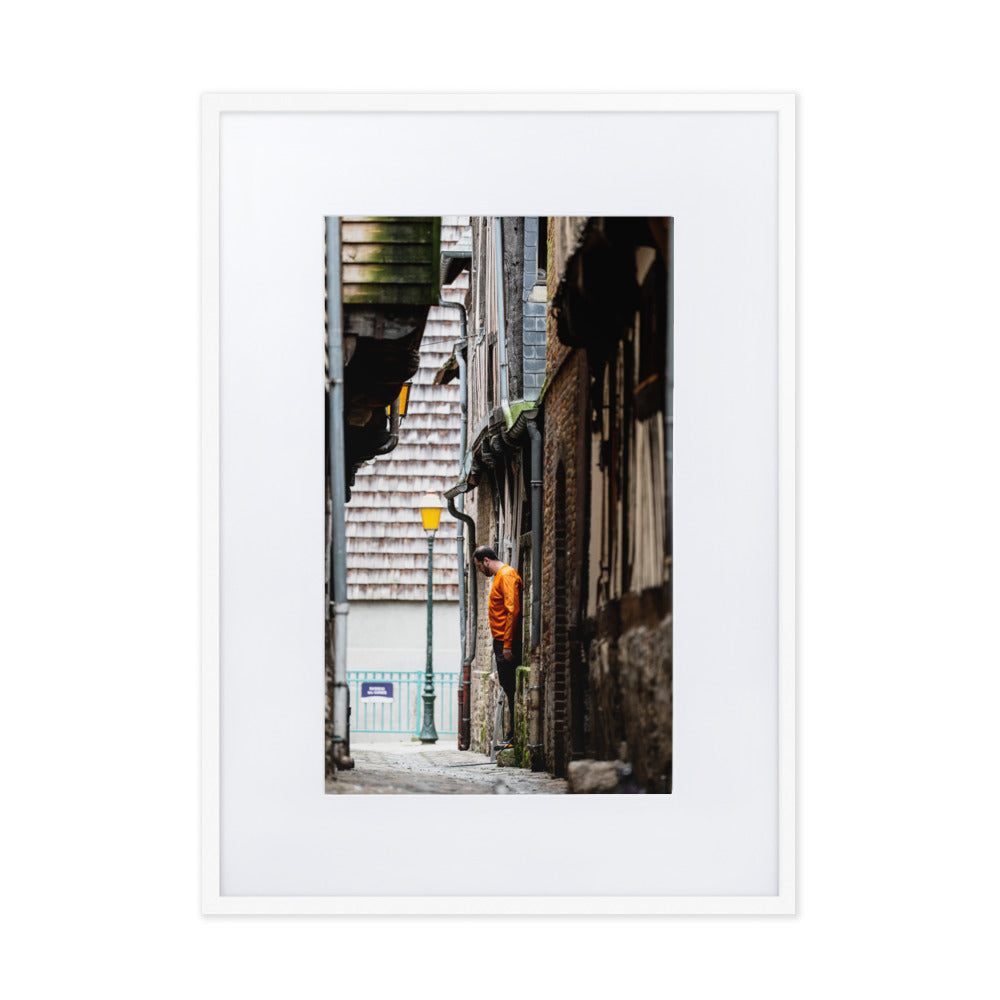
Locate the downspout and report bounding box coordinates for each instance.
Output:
[526,416,542,648]
[447,493,476,750]
[525,414,544,770]
[456,337,467,674]
[325,216,353,770]
[493,217,512,426]
[437,297,470,748]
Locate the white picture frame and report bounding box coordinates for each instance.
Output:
[202,93,795,914]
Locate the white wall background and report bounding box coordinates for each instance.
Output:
[349,600,460,673]
[2,3,998,999]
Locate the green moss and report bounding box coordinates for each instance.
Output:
[498,666,532,769]
[506,400,534,428]
[340,217,440,306]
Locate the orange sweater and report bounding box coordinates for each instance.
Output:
[488,564,522,648]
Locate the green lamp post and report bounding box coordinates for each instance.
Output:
[418,491,441,743]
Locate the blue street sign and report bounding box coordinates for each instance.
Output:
[360,682,394,702]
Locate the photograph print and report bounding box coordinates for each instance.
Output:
[325,216,672,795]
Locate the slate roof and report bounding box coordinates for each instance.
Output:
[345,218,469,601]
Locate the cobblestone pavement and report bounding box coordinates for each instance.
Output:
[325,740,567,794]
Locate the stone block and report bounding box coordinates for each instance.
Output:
[566,759,635,794]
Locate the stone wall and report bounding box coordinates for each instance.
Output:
[588,612,672,792]
[468,481,495,753]
[468,474,524,754]
[470,667,496,753]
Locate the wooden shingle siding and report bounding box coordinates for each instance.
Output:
[341,218,437,240]
[341,283,437,306]
[342,264,432,284]
[345,219,469,602]
[342,243,437,265]
[341,216,441,307]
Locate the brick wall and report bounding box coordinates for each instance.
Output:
[540,316,589,775]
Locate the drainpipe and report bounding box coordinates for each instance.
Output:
[325,216,353,771]
[455,329,468,704]
[665,218,673,543]
[526,416,542,649]
[446,489,476,750]
[493,217,512,426]
[526,413,544,772]
[438,297,470,747]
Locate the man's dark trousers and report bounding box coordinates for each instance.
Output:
[492,631,522,743]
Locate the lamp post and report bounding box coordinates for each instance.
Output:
[418,491,441,743]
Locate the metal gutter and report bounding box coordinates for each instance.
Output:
[325,216,353,770]
[445,482,476,750]
[525,416,542,650]
[437,297,471,748]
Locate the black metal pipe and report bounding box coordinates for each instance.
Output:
[455,338,468,737]
[437,299,469,734]
[325,216,353,770]
[526,416,542,649]
[447,492,476,750]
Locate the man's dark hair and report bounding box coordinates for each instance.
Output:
[473,545,498,563]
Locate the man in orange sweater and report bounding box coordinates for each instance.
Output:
[473,545,523,747]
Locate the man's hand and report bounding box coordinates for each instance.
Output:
[502,647,513,662]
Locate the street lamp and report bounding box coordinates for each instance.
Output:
[418,491,442,743]
[385,383,410,419]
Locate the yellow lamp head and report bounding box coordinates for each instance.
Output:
[419,492,442,531]
[387,383,410,418]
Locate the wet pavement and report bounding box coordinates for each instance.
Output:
[325,740,567,794]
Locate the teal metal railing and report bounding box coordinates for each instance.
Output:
[347,670,459,736]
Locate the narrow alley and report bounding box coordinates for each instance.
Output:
[326,216,673,793]
[325,741,567,795]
